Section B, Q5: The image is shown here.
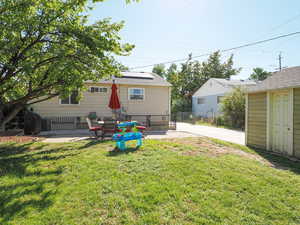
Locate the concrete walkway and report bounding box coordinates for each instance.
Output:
[176,122,245,145]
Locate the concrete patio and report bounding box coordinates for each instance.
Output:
[40,129,197,143]
[39,122,245,144]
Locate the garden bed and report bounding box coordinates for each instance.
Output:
[0,130,42,142]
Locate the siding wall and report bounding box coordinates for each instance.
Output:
[192,79,229,117]
[294,88,300,158]
[32,84,170,119]
[247,93,267,149]
[192,94,224,118]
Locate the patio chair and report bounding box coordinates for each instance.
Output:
[123,123,147,134]
[136,125,147,134]
[101,119,118,140]
[86,117,102,137]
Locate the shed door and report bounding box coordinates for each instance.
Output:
[271,91,292,154]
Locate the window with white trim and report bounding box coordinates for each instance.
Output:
[90,86,108,93]
[197,98,205,104]
[128,88,144,100]
[60,91,79,105]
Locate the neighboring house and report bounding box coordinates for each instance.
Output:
[32,72,172,130]
[246,66,300,159]
[192,78,256,118]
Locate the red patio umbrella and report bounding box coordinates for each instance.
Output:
[109,82,121,110]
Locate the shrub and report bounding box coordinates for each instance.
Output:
[214,116,225,126]
[220,87,245,129]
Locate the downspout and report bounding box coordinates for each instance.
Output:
[168,86,171,121]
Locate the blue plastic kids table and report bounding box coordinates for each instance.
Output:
[112,121,143,151]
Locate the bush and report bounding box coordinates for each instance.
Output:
[214,116,225,126]
[171,98,191,114]
[220,87,245,129]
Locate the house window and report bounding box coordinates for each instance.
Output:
[60,91,79,105]
[90,87,107,93]
[197,98,205,104]
[128,88,144,100]
[217,96,224,104]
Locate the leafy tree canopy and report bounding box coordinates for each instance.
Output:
[249,67,272,81]
[157,51,241,113]
[0,0,137,128]
[152,64,166,78]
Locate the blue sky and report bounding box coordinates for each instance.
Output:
[89,0,300,79]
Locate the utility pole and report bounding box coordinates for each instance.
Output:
[278,52,282,71]
[184,53,192,71]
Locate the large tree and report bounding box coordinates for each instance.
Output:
[152,64,166,78]
[249,67,272,81]
[0,0,137,130]
[163,51,241,113]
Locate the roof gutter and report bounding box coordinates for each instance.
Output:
[246,85,300,94]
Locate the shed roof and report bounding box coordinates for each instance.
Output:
[86,72,171,87]
[247,66,300,93]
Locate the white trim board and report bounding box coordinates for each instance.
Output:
[289,88,294,156]
[245,94,248,145]
[266,92,271,150]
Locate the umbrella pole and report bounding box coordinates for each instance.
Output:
[112,109,118,121]
[112,111,116,120]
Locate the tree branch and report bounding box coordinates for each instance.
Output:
[27,93,60,105]
[0,104,24,127]
[0,30,47,82]
[8,81,62,106]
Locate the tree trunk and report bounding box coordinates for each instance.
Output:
[0,124,4,132]
[0,108,4,132]
[0,104,24,131]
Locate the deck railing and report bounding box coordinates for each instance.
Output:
[125,114,176,131]
[42,114,176,131]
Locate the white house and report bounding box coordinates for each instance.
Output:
[192,78,256,118]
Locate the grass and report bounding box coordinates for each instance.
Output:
[1,138,300,225]
[194,120,244,131]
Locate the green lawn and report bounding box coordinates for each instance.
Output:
[194,120,243,131]
[1,138,300,225]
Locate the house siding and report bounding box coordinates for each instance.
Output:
[192,94,224,117]
[32,84,170,119]
[193,78,256,118]
[247,93,267,149]
[294,88,300,158]
[192,79,230,118]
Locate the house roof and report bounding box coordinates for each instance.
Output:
[213,78,257,87]
[86,72,171,87]
[247,66,300,93]
[192,78,257,97]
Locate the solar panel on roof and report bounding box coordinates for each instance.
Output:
[121,72,154,79]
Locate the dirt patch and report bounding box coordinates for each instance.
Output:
[169,138,272,166]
